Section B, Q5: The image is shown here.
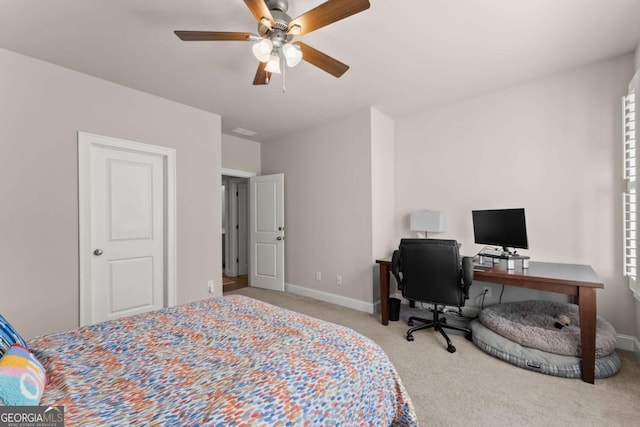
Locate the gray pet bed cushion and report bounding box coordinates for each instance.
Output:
[478,300,617,357]
[470,320,620,379]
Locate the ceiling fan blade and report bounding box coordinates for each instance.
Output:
[294,42,349,78]
[288,0,370,36]
[244,0,275,27]
[174,31,252,41]
[253,62,272,85]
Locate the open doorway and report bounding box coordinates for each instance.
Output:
[222,174,250,292]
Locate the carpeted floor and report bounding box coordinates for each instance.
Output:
[229,286,640,426]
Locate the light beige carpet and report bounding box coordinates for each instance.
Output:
[229,286,640,426]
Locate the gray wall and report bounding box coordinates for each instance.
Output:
[222,133,261,174]
[262,109,375,304]
[262,53,638,341]
[0,48,222,338]
[370,108,396,302]
[395,53,636,336]
[2,44,637,343]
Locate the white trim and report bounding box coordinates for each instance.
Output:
[222,167,257,178]
[615,333,640,354]
[78,132,177,326]
[227,180,239,277]
[78,138,91,326]
[285,283,375,314]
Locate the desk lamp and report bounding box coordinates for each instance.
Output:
[410,210,445,238]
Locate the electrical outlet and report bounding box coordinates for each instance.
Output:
[482,286,492,298]
[208,280,215,294]
[336,275,342,285]
[315,271,322,281]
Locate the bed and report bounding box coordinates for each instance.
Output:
[23,295,417,426]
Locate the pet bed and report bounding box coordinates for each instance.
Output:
[470,320,620,379]
[478,300,617,357]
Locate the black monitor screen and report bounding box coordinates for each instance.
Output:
[472,208,528,250]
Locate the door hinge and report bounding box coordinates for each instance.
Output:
[236,225,239,230]
[236,258,239,263]
[236,191,239,197]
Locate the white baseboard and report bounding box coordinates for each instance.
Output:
[616,333,640,354]
[285,283,375,314]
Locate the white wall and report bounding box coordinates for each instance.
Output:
[0,48,222,338]
[371,108,396,301]
[222,133,261,174]
[395,53,636,335]
[261,109,374,305]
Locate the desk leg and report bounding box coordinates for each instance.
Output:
[578,287,596,384]
[380,263,390,326]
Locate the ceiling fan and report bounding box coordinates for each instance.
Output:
[174,0,370,85]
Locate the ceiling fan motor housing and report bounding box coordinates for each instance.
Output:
[258,8,294,45]
[265,0,288,13]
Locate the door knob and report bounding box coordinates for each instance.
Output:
[277,236,284,241]
[93,249,103,256]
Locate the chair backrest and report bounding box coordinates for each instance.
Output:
[396,238,465,306]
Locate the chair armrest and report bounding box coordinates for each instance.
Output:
[391,250,402,289]
[461,256,473,298]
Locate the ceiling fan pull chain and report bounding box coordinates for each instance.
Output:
[282,55,286,93]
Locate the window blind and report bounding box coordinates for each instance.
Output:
[623,88,637,296]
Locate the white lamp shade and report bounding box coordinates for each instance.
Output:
[265,54,281,74]
[282,43,302,67]
[410,210,445,233]
[252,39,273,62]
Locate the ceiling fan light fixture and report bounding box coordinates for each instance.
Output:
[288,24,301,35]
[260,17,273,30]
[282,43,302,67]
[265,54,281,74]
[252,39,273,62]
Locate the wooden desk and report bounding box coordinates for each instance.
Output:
[376,259,604,384]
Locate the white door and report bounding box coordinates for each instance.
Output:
[249,173,285,291]
[78,133,176,326]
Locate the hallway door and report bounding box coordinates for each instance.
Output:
[249,173,285,291]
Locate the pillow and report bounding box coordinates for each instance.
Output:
[0,344,47,406]
[0,315,29,355]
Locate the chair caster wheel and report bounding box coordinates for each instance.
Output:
[407,334,414,342]
[408,319,414,326]
[447,345,456,353]
[465,332,473,341]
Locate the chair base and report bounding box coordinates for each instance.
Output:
[406,311,472,353]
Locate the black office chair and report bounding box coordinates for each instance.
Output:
[391,238,473,353]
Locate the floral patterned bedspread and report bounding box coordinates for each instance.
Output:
[30,295,417,426]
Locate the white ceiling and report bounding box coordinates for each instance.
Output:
[1,0,639,142]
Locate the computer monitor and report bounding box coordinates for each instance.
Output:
[472,208,528,254]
